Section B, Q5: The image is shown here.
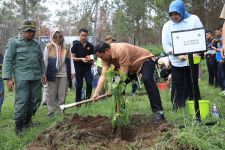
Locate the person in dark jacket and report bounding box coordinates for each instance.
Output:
[205,31,218,86]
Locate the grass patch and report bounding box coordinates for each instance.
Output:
[142,44,164,56]
[0,60,224,150]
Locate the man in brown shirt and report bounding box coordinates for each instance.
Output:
[92,41,165,124]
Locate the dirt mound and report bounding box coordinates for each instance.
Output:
[28,114,173,150]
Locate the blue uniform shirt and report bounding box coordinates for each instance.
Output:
[216,36,224,62]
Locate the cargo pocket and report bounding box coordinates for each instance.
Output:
[16,48,27,60]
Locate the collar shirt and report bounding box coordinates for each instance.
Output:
[102,43,154,74]
[2,34,45,81]
[162,15,203,67]
[71,41,94,68]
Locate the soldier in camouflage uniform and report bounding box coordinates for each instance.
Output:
[2,20,46,137]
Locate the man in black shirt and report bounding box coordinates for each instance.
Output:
[71,28,94,102]
[205,31,218,86]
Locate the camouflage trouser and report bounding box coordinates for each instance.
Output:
[14,80,42,120]
[0,79,4,113]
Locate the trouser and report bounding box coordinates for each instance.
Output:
[47,77,68,114]
[93,75,99,88]
[126,59,163,112]
[206,55,218,86]
[131,80,138,94]
[42,83,49,104]
[14,80,42,120]
[141,59,163,112]
[171,65,201,109]
[0,79,4,112]
[217,61,225,91]
[75,67,93,102]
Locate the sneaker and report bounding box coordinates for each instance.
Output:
[153,112,165,124]
[130,93,136,97]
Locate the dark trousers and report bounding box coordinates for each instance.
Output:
[131,81,138,94]
[75,67,93,102]
[206,55,218,86]
[217,61,225,91]
[125,59,163,113]
[141,59,163,112]
[171,65,201,109]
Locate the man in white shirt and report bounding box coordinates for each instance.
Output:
[162,0,203,109]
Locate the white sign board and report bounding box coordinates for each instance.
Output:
[171,28,206,55]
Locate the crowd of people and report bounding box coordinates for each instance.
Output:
[0,0,224,137]
[205,26,225,94]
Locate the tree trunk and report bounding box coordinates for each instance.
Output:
[22,0,27,20]
[136,20,141,46]
[190,0,206,26]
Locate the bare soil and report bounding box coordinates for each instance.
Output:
[28,114,175,150]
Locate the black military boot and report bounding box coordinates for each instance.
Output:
[24,115,33,128]
[15,120,24,137]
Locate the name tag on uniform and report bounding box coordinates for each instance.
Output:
[171,28,206,55]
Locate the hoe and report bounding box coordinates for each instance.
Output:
[59,94,111,112]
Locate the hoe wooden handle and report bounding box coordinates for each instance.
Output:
[59,94,110,112]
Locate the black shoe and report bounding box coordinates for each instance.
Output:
[15,120,24,137]
[24,119,33,128]
[153,112,165,124]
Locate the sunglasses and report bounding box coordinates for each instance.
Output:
[53,35,62,39]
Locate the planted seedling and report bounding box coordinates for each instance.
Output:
[106,68,130,139]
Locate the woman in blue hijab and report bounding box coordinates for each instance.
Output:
[169,0,191,22]
[162,0,203,110]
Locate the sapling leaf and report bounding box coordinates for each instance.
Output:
[114,76,121,84]
[107,68,130,130]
